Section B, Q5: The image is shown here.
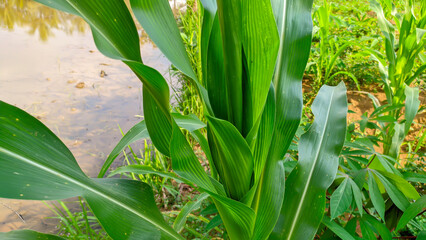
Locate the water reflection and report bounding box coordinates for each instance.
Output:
[0,0,184,43]
[0,0,86,41]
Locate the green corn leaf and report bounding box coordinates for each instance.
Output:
[86,178,180,239]
[371,116,397,122]
[322,216,356,240]
[170,123,217,194]
[370,0,396,81]
[171,112,214,175]
[251,160,285,240]
[207,116,253,200]
[199,0,217,84]
[207,191,255,240]
[268,0,315,162]
[126,64,173,159]
[216,0,243,131]
[368,171,386,220]
[369,54,393,103]
[396,195,426,231]
[130,0,213,116]
[171,113,206,131]
[249,88,280,239]
[0,230,65,240]
[388,122,405,158]
[251,86,276,183]
[327,71,361,91]
[247,86,282,240]
[0,101,182,240]
[124,62,174,158]
[125,61,172,114]
[34,0,141,62]
[271,82,348,240]
[383,203,404,233]
[190,129,215,177]
[205,14,228,120]
[241,0,279,133]
[406,64,426,85]
[330,177,353,219]
[417,28,426,43]
[98,120,149,178]
[404,86,420,135]
[142,87,172,156]
[173,193,209,233]
[130,0,195,79]
[370,104,404,118]
[255,0,316,235]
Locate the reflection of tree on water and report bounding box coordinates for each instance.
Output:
[0,0,183,44]
[0,0,86,41]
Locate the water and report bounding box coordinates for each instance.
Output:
[0,0,180,233]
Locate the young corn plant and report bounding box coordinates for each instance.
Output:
[310,0,360,96]
[360,0,425,159]
[0,0,349,239]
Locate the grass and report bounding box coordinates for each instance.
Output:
[171,0,204,123]
[46,198,111,240]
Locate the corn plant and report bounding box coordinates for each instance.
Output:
[359,0,425,159]
[0,0,350,239]
[309,0,360,97]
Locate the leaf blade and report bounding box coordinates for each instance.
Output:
[271,82,348,239]
[207,116,253,200]
[330,178,353,219]
[396,195,426,231]
[0,101,182,240]
[0,230,66,240]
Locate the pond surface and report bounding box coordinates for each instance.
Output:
[0,0,179,233]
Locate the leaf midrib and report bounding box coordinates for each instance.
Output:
[285,88,336,239]
[272,0,288,87]
[0,147,182,240]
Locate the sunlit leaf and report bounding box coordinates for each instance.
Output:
[404,86,420,135]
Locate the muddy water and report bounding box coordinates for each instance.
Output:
[0,0,178,233]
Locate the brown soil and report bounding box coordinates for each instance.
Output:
[303,80,426,154]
